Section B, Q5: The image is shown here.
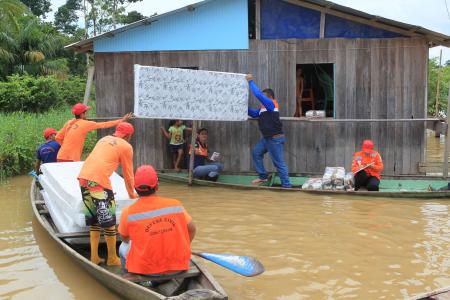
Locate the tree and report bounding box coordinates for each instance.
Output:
[19,0,50,18]
[428,58,450,117]
[0,0,29,31]
[54,0,82,35]
[446,60,450,67]
[0,16,70,79]
[119,10,145,24]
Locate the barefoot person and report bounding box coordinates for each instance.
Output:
[78,122,137,265]
[190,127,223,181]
[118,165,196,274]
[56,103,132,162]
[160,120,192,171]
[246,74,292,188]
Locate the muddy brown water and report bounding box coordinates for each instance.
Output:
[0,133,449,300]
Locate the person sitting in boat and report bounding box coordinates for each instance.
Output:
[246,74,292,188]
[78,122,137,266]
[351,139,384,191]
[118,165,196,275]
[56,103,132,162]
[189,127,223,182]
[35,128,61,174]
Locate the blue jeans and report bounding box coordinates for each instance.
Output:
[193,162,223,179]
[119,241,131,272]
[252,136,291,188]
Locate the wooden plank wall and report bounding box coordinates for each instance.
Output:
[95,37,428,175]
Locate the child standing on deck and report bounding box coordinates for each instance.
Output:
[160,120,192,172]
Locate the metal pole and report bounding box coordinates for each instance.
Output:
[188,121,199,186]
[443,85,450,178]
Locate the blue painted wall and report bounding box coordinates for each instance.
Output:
[324,14,404,38]
[261,0,320,39]
[94,0,248,52]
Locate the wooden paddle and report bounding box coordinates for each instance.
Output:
[192,252,265,277]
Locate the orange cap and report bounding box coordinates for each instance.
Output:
[362,139,374,151]
[72,103,91,115]
[114,122,134,138]
[43,128,57,139]
[134,165,158,190]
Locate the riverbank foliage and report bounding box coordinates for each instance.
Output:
[0,75,89,112]
[0,108,97,180]
[428,58,450,117]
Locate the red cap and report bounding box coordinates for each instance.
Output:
[43,128,57,139]
[134,165,158,190]
[114,122,134,138]
[362,139,374,151]
[72,103,91,115]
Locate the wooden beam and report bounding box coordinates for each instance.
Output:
[319,11,325,38]
[188,121,199,185]
[443,85,450,178]
[255,0,261,40]
[83,66,95,105]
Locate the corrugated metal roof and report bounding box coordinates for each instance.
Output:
[66,0,450,52]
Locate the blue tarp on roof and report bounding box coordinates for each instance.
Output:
[261,0,321,39]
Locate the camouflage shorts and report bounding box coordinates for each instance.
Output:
[79,179,116,228]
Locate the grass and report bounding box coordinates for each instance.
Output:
[0,106,97,181]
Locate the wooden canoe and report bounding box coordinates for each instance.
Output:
[158,170,450,199]
[409,285,450,299]
[30,179,228,300]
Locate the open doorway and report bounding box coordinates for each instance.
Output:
[294,64,335,117]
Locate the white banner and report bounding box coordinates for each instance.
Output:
[134,65,248,121]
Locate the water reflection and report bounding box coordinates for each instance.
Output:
[0,173,448,299]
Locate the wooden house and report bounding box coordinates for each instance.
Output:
[67,0,450,175]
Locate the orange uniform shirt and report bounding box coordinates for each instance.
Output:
[351,150,384,180]
[118,196,192,275]
[56,118,123,161]
[78,135,135,198]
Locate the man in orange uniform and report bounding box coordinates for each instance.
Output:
[351,139,384,191]
[118,165,196,275]
[78,122,137,265]
[56,103,132,162]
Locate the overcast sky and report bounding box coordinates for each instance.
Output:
[49,0,450,61]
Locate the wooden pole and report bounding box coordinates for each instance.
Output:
[443,85,450,178]
[435,49,443,118]
[188,121,199,186]
[83,66,95,105]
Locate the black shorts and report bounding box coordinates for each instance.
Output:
[169,144,184,153]
[79,181,116,228]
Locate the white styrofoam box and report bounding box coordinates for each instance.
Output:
[40,162,132,208]
[39,175,86,228]
[39,161,136,233]
[42,190,87,233]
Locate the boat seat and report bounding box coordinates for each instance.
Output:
[124,264,200,283]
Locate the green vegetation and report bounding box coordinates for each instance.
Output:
[0,107,97,180]
[428,57,450,117]
[0,74,90,112]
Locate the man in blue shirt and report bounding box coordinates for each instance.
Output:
[247,74,292,188]
[35,128,61,174]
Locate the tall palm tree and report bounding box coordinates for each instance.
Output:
[0,16,69,79]
[0,0,28,31]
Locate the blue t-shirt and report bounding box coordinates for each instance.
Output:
[36,140,60,164]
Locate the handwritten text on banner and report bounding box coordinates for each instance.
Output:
[134,65,248,121]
